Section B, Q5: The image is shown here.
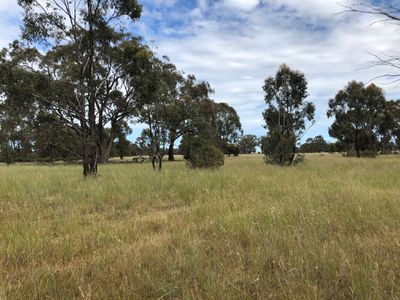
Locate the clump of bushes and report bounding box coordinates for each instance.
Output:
[225,144,240,157]
[262,131,297,166]
[188,145,224,169]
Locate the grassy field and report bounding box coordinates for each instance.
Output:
[0,154,399,299]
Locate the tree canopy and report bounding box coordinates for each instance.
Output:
[262,64,315,165]
[327,81,387,157]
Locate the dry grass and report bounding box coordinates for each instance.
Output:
[0,154,399,299]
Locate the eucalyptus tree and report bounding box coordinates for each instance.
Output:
[0,42,43,162]
[238,134,259,154]
[327,81,386,157]
[300,136,330,153]
[163,74,201,161]
[113,126,132,160]
[17,0,143,176]
[136,128,151,154]
[262,64,315,165]
[382,100,400,150]
[135,57,178,170]
[151,73,212,162]
[215,102,242,151]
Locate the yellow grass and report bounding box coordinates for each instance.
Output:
[0,154,399,299]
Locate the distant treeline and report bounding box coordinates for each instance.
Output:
[1,1,400,175]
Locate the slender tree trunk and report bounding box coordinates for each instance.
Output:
[355,130,361,158]
[84,0,98,177]
[168,129,176,161]
[158,155,162,171]
[355,146,361,158]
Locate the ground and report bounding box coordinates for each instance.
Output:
[0,154,399,299]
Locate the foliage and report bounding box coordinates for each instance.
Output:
[0,143,14,165]
[215,102,242,150]
[262,130,297,165]
[225,144,240,157]
[114,129,132,160]
[300,135,330,153]
[327,81,387,158]
[17,0,143,176]
[238,134,259,154]
[136,129,152,155]
[187,144,224,169]
[135,57,180,170]
[262,64,315,165]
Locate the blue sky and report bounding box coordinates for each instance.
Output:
[1,0,400,142]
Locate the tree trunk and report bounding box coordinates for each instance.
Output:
[158,155,162,171]
[99,136,115,163]
[83,142,98,177]
[85,0,97,176]
[168,142,175,161]
[289,145,296,165]
[355,130,361,158]
[355,146,361,158]
[168,129,176,161]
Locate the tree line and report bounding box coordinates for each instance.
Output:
[1,0,400,173]
[0,0,252,175]
[260,65,400,165]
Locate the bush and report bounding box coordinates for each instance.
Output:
[188,145,224,169]
[262,131,297,165]
[225,144,240,157]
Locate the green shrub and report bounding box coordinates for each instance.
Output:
[188,145,224,169]
[262,131,297,165]
[225,144,240,157]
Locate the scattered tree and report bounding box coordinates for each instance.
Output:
[214,102,242,151]
[17,0,142,176]
[300,135,330,153]
[238,134,259,154]
[327,81,386,158]
[262,64,315,165]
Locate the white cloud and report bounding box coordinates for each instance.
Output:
[223,0,260,11]
[265,0,342,19]
[146,2,400,139]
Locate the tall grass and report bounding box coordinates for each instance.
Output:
[0,154,399,299]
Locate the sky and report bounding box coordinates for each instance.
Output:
[1,0,400,141]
